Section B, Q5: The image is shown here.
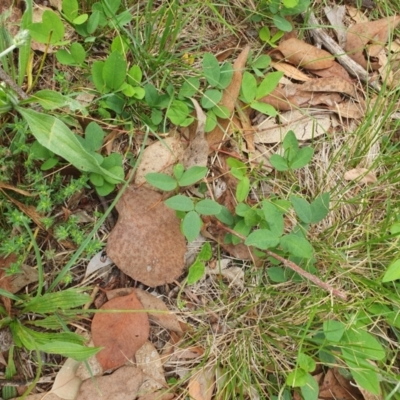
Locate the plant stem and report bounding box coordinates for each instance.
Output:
[0,66,28,100]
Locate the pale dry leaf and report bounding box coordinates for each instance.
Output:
[276,38,335,70]
[137,392,175,400]
[50,358,82,400]
[206,260,244,289]
[271,61,312,81]
[136,342,167,394]
[0,0,22,37]
[106,186,187,287]
[76,347,104,381]
[344,168,377,184]
[347,6,369,23]
[134,136,184,187]
[324,5,347,48]
[91,291,150,371]
[15,393,62,400]
[181,99,208,169]
[319,368,360,400]
[0,182,33,196]
[0,254,16,315]
[311,61,352,81]
[255,110,332,143]
[328,100,366,119]
[134,289,183,335]
[76,365,143,400]
[84,251,113,279]
[299,76,359,99]
[188,367,216,400]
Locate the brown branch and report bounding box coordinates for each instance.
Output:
[218,223,348,301]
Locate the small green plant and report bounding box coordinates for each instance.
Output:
[269,130,315,171]
[259,26,284,48]
[186,242,212,285]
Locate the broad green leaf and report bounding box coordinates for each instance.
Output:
[89,172,104,187]
[101,152,122,169]
[290,146,314,170]
[179,77,200,99]
[167,100,194,127]
[382,259,400,282]
[252,55,271,69]
[298,353,316,373]
[178,166,207,187]
[236,177,250,202]
[227,157,246,170]
[342,328,385,361]
[62,0,79,21]
[280,234,313,258]
[201,89,222,109]
[283,130,299,154]
[195,199,221,216]
[240,71,257,104]
[173,164,185,181]
[84,121,104,152]
[22,289,90,313]
[262,201,284,236]
[244,209,260,227]
[323,320,345,342]
[87,9,100,33]
[250,101,277,116]
[232,219,252,245]
[91,61,106,93]
[145,173,177,191]
[342,351,381,395]
[102,0,121,17]
[103,165,123,184]
[286,368,308,387]
[217,62,233,89]
[33,90,68,110]
[165,195,194,212]
[127,65,142,85]
[202,53,220,87]
[41,157,59,170]
[182,211,202,242]
[38,341,100,361]
[205,110,217,132]
[17,108,123,182]
[245,229,280,249]
[290,196,312,224]
[283,0,299,7]
[390,222,400,235]
[69,42,86,64]
[56,49,75,65]
[267,267,287,283]
[187,260,205,285]
[29,10,64,44]
[72,13,88,24]
[230,167,246,180]
[103,51,127,90]
[259,26,271,42]
[310,193,330,223]
[212,104,231,119]
[300,373,319,400]
[197,242,212,262]
[95,181,115,196]
[256,71,284,99]
[235,203,251,217]
[269,154,289,171]
[273,14,293,32]
[215,206,234,226]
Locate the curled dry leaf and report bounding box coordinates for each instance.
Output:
[134,136,184,187]
[50,358,82,400]
[106,186,187,287]
[311,61,352,81]
[206,259,244,289]
[271,61,312,82]
[188,367,216,400]
[319,368,362,400]
[274,38,335,70]
[84,251,113,279]
[345,16,400,69]
[136,341,167,394]
[324,5,347,48]
[76,365,143,400]
[91,291,150,371]
[344,168,377,184]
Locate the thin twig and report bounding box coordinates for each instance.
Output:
[218,222,348,301]
[0,65,29,100]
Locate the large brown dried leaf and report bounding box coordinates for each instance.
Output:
[91,291,150,371]
[271,61,312,81]
[106,186,187,287]
[207,46,250,149]
[311,61,352,81]
[275,38,335,70]
[76,365,143,400]
[188,367,215,400]
[345,16,400,68]
[344,167,377,184]
[50,358,82,400]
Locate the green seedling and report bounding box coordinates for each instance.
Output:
[248,54,273,77]
[269,130,314,171]
[187,242,212,285]
[259,26,284,48]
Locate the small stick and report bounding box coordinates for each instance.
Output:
[0,65,29,100]
[218,223,348,301]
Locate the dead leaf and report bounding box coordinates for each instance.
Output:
[345,16,400,68]
[76,365,143,400]
[275,38,335,70]
[206,259,244,289]
[136,342,167,394]
[344,168,377,184]
[328,100,365,119]
[181,99,209,169]
[84,251,113,279]
[137,392,175,400]
[106,186,187,287]
[91,291,150,371]
[347,6,369,24]
[50,358,82,400]
[0,254,15,315]
[311,61,352,81]
[0,0,22,37]
[271,61,312,81]
[319,368,362,399]
[0,182,33,197]
[188,367,215,400]
[134,289,184,335]
[134,136,185,187]
[10,264,38,294]
[324,5,347,48]
[207,46,250,149]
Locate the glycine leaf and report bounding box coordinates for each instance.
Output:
[201,89,222,109]
[256,71,284,99]
[300,373,319,400]
[245,229,280,249]
[103,51,127,90]
[29,11,64,44]
[236,176,250,202]
[62,0,79,21]
[167,100,193,126]
[195,199,221,215]
[127,65,142,85]
[173,164,185,181]
[91,61,106,93]
[202,53,220,87]
[165,195,194,212]
[290,146,314,169]
[215,206,234,226]
[182,211,202,242]
[267,267,287,283]
[250,101,277,116]
[84,122,104,152]
[286,368,308,387]
[290,196,312,224]
[178,166,207,187]
[218,62,234,89]
[187,260,205,285]
[297,353,316,373]
[283,130,299,154]
[197,242,212,262]
[145,173,177,191]
[323,320,345,342]
[179,77,200,99]
[262,201,284,236]
[283,0,299,7]
[280,234,313,258]
[259,26,271,42]
[269,154,289,171]
[252,55,271,69]
[382,259,400,282]
[241,71,257,103]
[310,192,330,223]
[342,328,385,361]
[273,14,293,32]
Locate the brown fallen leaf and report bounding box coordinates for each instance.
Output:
[271,60,312,81]
[50,358,82,400]
[106,186,187,287]
[345,16,400,69]
[91,291,150,371]
[324,5,347,48]
[134,136,184,187]
[207,46,250,150]
[0,182,33,197]
[76,365,143,400]
[319,368,363,399]
[328,100,366,119]
[0,254,16,315]
[311,60,352,81]
[344,168,377,184]
[274,37,335,70]
[188,367,216,400]
[137,392,175,400]
[0,0,22,37]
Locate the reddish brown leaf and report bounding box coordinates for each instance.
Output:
[0,254,16,315]
[106,186,187,287]
[91,291,150,371]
